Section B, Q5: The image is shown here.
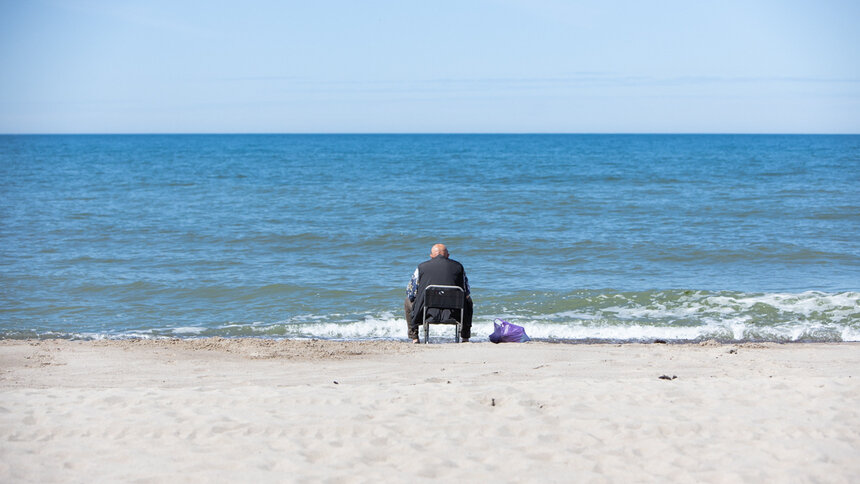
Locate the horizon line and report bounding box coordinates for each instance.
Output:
[2,132,858,136]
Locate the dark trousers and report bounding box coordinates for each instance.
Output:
[404,297,473,340]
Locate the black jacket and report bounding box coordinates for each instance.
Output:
[411,256,467,324]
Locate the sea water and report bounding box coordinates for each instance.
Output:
[1,134,858,342]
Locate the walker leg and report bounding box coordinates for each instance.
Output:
[458,308,464,343]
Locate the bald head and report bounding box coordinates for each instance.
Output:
[430,243,449,259]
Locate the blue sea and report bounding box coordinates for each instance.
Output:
[1,134,858,342]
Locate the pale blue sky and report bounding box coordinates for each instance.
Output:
[1,0,858,133]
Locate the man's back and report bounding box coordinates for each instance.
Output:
[411,256,467,325]
[416,256,466,291]
[405,243,473,343]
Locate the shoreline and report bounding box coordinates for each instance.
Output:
[2,335,857,345]
[2,338,859,482]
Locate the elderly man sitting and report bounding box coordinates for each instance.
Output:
[404,243,473,343]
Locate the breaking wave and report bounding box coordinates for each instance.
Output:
[8,290,858,343]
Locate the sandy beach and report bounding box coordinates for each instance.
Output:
[1,339,858,483]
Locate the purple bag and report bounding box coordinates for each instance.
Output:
[489,319,530,343]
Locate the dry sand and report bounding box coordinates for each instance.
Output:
[1,338,858,483]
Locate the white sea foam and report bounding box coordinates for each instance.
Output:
[22,291,859,343]
[36,315,860,343]
[189,311,859,343]
[262,290,859,342]
[169,326,206,335]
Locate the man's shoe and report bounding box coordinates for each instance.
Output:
[412,338,420,344]
[461,338,469,343]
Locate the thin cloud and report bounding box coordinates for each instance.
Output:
[212,74,860,94]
